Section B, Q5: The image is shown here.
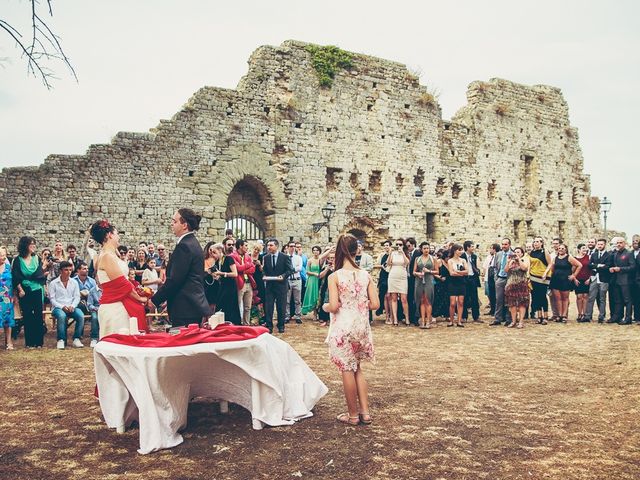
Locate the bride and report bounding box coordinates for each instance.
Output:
[90,220,148,337]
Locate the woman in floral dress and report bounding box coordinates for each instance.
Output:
[323,234,379,426]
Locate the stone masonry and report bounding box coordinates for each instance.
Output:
[0,40,602,254]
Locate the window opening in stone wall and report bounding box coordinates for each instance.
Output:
[347,228,368,249]
[395,173,404,189]
[414,168,425,188]
[426,213,437,239]
[372,82,377,88]
[326,167,342,190]
[557,191,563,201]
[225,215,265,242]
[367,104,373,111]
[405,104,410,109]
[522,154,538,202]
[263,106,270,114]
[451,182,462,199]
[526,220,532,238]
[294,122,301,128]
[350,172,359,189]
[487,180,497,200]
[188,170,194,177]
[369,170,382,192]
[558,221,566,240]
[572,187,580,206]
[435,178,446,196]
[473,182,481,197]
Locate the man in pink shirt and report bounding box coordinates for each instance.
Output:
[231,239,256,325]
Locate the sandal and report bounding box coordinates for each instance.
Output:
[516,323,524,329]
[537,318,548,325]
[447,322,454,327]
[359,413,373,425]
[560,317,567,323]
[5,344,14,350]
[336,413,360,426]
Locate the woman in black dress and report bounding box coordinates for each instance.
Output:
[447,244,468,327]
[213,241,241,325]
[203,242,221,314]
[432,248,450,319]
[549,243,582,323]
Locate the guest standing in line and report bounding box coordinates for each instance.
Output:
[528,237,551,324]
[461,240,482,323]
[262,238,294,334]
[323,233,378,426]
[0,247,15,350]
[549,243,582,323]
[375,240,392,322]
[585,238,612,323]
[413,241,437,329]
[12,237,46,348]
[405,237,420,325]
[608,237,635,325]
[387,238,410,326]
[432,248,449,319]
[302,246,322,319]
[203,243,222,314]
[490,238,513,326]
[504,247,530,328]
[574,244,592,322]
[447,244,468,328]
[213,237,241,325]
[316,251,335,327]
[231,239,256,326]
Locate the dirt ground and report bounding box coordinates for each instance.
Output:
[1,310,639,480]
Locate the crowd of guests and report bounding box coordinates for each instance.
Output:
[2,228,639,351]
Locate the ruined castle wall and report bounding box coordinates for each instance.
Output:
[0,40,600,255]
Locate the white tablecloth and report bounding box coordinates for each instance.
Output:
[94,334,328,454]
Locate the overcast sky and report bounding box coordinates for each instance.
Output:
[1,0,637,238]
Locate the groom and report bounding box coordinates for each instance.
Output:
[151,208,210,327]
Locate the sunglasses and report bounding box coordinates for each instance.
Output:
[158,248,165,251]
[395,243,403,247]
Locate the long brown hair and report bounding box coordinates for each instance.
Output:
[334,233,359,270]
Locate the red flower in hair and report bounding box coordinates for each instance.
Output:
[98,219,110,229]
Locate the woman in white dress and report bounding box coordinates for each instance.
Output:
[387,238,410,326]
[90,220,148,338]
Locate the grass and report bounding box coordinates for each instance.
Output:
[1,305,639,479]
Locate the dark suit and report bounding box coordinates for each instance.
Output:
[609,248,636,323]
[407,249,420,324]
[461,252,481,321]
[585,249,612,321]
[262,252,294,332]
[152,232,210,327]
[631,250,640,321]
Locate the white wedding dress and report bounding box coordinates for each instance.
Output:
[97,254,131,338]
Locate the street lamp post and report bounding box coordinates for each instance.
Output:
[321,202,336,242]
[600,196,612,240]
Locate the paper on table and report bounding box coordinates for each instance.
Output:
[262,276,283,281]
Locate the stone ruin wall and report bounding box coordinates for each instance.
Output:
[0,40,601,255]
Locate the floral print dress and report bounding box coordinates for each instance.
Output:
[327,269,375,372]
[0,260,15,328]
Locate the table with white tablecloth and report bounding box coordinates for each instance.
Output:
[94,333,328,454]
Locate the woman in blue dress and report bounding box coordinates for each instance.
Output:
[0,247,15,350]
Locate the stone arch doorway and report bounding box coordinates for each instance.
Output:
[225,176,275,240]
[343,220,380,252]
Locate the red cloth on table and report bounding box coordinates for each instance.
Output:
[100,275,148,332]
[101,324,268,347]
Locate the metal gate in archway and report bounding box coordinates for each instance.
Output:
[225,215,265,241]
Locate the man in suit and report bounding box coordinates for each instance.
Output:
[585,238,612,323]
[630,235,640,323]
[262,238,293,333]
[151,208,210,327]
[608,237,636,325]
[406,237,420,325]
[461,240,482,323]
[490,238,513,326]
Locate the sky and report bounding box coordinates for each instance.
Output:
[1,0,637,238]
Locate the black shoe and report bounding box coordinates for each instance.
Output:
[278,328,285,333]
[489,321,502,326]
[284,319,290,324]
[619,320,633,325]
[606,319,619,324]
[295,318,302,324]
[504,321,512,327]
[267,328,273,334]
[597,319,604,323]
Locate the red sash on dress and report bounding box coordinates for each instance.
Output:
[101,324,268,347]
[100,275,148,332]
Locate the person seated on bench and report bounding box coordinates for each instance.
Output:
[49,261,85,349]
[74,262,101,348]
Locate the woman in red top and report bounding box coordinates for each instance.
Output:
[574,244,591,322]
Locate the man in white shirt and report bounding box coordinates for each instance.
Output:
[285,241,303,324]
[50,261,85,349]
